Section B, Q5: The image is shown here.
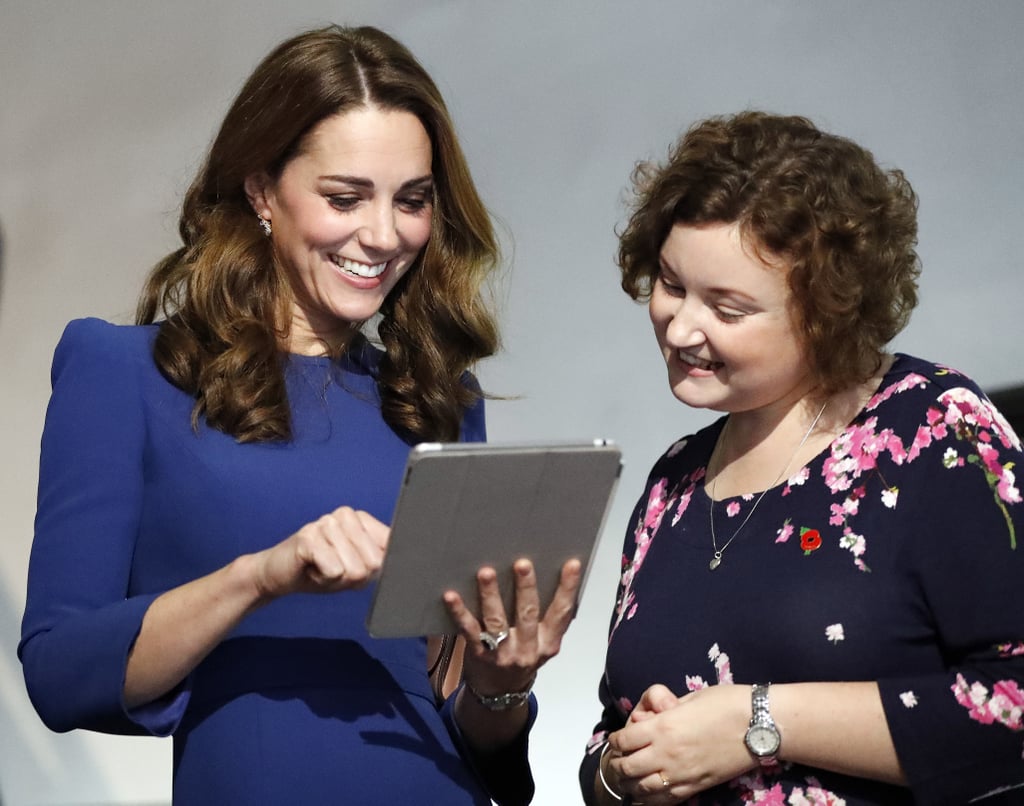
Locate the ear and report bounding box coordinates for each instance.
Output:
[244,173,274,220]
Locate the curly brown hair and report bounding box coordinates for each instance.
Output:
[618,111,921,395]
[136,25,500,442]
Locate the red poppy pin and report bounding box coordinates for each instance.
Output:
[800,527,823,555]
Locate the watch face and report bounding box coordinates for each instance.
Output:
[746,724,780,756]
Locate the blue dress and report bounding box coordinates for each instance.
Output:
[581,355,1024,805]
[20,318,533,805]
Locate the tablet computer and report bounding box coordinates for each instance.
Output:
[366,440,623,638]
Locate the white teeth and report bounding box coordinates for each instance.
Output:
[678,351,717,371]
[334,257,387,278]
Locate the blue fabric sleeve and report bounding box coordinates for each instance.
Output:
[19,318,190,736]
[440,685,537,806]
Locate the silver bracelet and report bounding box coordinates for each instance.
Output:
[464,675,535,711]
[598,742,624,802]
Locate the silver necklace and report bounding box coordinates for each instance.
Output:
[708,401,828,571]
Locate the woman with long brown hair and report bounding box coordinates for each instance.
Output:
[20,25,577,804]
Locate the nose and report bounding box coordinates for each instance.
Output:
[663,297,707,348]
[358,202,400,253]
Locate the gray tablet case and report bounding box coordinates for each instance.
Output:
[366,440,623,637]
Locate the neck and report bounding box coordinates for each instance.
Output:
[283,319,357,357]
[719,388,826,458]
[709,396,830,499]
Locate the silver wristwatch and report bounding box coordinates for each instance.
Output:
[744,683,781,765]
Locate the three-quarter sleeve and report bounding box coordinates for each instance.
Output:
[876,390,1024,803]
[440,688,537,806]
[19,318,189,736]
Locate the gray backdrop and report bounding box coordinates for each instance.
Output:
[2,2,1022,804]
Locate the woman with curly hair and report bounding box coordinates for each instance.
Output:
[582,111,1024,805]
[20,25,578,805]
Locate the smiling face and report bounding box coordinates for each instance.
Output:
[649,222,815,416]
[246,106,434,354]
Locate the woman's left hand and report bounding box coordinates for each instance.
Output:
[443,557,582,699]
[605,683,757,803]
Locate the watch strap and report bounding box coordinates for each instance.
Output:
[750,683,773,726]
[746,682,781,765]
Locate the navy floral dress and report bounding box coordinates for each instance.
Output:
[581,354,1024,805]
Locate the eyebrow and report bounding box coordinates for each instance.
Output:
[320,174,434,191]
[657,257,759,303]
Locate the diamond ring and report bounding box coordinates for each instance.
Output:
[479,630,509,651]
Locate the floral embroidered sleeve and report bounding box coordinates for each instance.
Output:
[876,380,1024,803]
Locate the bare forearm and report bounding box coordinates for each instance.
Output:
[770,681,905,785]
[602,680,905,803]
[123,554,265,708]
[124,507,388,709]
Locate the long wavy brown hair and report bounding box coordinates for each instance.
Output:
[136,25,500,442]
[618,111,921,395]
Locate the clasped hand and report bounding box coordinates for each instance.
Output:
[604,684,757,804]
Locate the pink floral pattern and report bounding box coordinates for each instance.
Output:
[786,780,848,806]
[610,463,705,639]
[930,388,1022,548]
[729,771,846,805]
[585,730,607,755]
[952,674,1024,731]
[818,375,1022,570]
[617,364,1022,635]
[592,357,1024,804]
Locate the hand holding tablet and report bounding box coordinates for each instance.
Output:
[366,440,623,638]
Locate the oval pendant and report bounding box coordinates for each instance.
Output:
[709,556,722,571]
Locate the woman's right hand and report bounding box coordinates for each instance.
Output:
[252,506,390,600]
[125,506,388,707]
